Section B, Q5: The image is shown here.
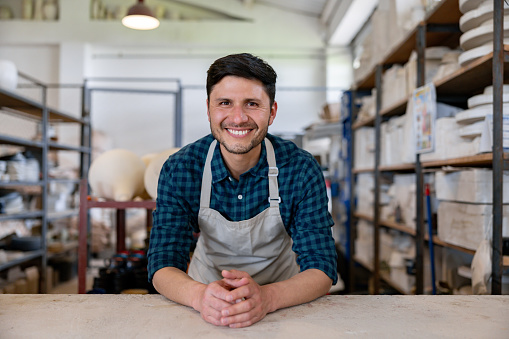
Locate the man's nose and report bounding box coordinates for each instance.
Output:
[231,105,248,123]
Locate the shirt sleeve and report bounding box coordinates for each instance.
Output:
[290,157,338,285]
[147,158,196,283]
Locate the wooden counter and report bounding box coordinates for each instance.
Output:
[0,294,508,338]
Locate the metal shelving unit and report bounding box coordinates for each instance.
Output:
[349,0,508,294]
[0,73,91,293]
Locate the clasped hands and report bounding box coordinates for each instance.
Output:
[194,269,272,328]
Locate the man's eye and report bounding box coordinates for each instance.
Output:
[220,101,230,105]
[247,102,258,107]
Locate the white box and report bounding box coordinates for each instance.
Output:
[355,220,374,265]
[381,115,406,166]
[436,169,509,204]
[437,201,509,251]
[355,173,374,216]
[354,127,375,170]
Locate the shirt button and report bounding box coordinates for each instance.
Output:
[229,177,232,181]
[238,194,243,200]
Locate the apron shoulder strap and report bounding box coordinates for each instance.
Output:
[265,139,280,208]
[200,139,217,208]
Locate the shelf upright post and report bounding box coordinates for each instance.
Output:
[373,65,383,294]
[348,91,357,293]
[491,0,504,295]
[414,23,427,295]
[80,81,91,180]
[40,83,49,293]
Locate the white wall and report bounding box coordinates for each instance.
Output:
[0,0,353,157]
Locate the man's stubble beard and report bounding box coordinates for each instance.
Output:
[211,122,269,155]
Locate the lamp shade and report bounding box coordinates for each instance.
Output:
[122,0,160,30]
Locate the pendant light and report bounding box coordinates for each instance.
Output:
[122,0,160,30]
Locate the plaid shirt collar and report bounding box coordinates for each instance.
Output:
[209,134,290,184]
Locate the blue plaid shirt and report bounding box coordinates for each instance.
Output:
[148,133,338,284]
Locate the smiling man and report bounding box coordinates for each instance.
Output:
[148,53,338,328]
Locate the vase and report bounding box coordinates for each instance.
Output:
[22,0,33,20]
[0,60,18,91]
[33,0,43,20]
[42,0,58,20]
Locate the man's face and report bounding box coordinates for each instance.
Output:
[207,75,277,155]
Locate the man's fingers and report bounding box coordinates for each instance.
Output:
[222,277,249,289]
[221,269,248,279]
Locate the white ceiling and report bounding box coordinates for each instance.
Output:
[237,0,378,46]
[161,0,376,46]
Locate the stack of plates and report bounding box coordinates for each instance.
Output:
[458,0,509,67]
[456,85,509,138]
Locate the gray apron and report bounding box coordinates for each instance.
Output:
[187,138,300,285]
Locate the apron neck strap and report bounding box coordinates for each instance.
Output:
[200,138,280,208]
[265,138,281,208]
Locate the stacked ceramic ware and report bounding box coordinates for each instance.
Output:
[455,85,509,147]
[458,0,509,67]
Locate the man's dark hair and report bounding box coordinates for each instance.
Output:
[206,53,277,106]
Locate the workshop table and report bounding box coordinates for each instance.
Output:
[0,294,507,338]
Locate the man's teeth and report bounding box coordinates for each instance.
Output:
[228,129,248,136]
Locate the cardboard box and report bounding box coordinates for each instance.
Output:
[319,102,340,122]
[436,169,509,204]
[438,201,509,251]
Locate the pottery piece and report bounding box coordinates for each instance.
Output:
[0,6,13,19]
[22,0,33,20]
[42,0,58,20]
[33,0,43,20]
[144,148,179,199]
[88,149,146,201]
[0,60,18,91]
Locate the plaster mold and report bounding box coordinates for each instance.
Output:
[0,60,18,91]
[460,1,509,32]
[144,148,180,200]
[468,91,509,109]
[459,17,509,51]
[459,0,486,14]
[456,103,509,124]
[88,149,146,201]
[458,39,509,66]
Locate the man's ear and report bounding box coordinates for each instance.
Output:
[206,98,211,122]
[268,101,278,126]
